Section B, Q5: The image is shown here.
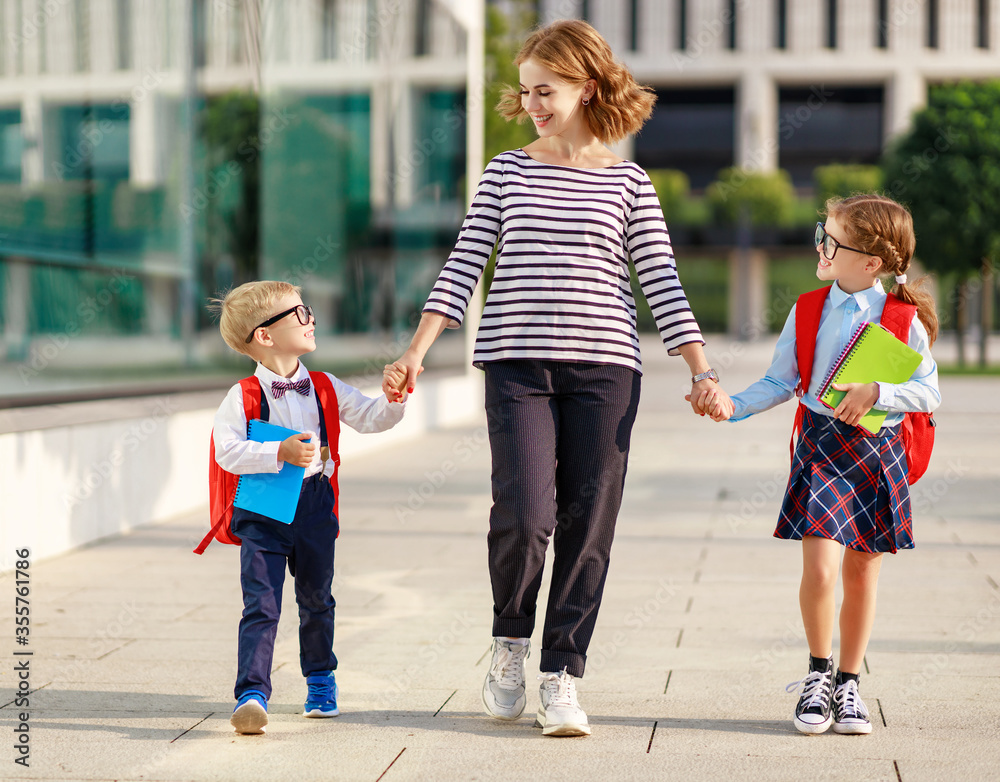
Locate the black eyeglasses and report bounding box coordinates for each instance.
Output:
[815,222,868,261]
[245,304,314,343]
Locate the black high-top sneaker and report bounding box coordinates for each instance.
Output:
[790,655,834,734]
[832,671,872,734]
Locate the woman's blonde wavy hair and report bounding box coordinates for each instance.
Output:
[496,19,656,145]
[826,194,939,345]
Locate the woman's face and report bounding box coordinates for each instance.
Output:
[518,58,594,139]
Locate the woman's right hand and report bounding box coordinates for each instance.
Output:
[382,312,449,403]
[382,351,424,403]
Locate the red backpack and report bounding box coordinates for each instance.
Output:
[792,286,935,484]
[194,371,342,554]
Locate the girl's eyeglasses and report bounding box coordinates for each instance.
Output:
[245,304,314,343]
[815,222,867,261]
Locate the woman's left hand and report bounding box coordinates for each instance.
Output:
[830,382,880,427]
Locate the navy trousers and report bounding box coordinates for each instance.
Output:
[484,360,641,677]
[233,473,339,700]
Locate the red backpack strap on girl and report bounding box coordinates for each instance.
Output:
[791,286,833,459]
[879,294,936,484]
[790,288,935,483]
[196,376,263,554]
[309,371,342,523]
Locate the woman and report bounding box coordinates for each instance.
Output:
[384,19,727,737]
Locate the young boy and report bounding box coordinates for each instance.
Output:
[211,280,405,735]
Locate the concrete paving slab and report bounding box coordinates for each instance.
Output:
[2,335,998,781]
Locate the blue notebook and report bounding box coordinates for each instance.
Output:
[233,419,307,524]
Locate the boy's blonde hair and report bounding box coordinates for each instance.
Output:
[496,19,656,145]
[210,280,302,357]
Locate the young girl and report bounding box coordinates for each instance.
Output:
[383,19,726,736]
[707,194,940,735]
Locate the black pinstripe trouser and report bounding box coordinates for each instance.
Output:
[484,359,641,678]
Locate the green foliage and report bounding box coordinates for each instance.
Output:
[705,168,796,226]
[881,80,1000,276]
[631,255,729,333]
[200,90,261,282]
[481,1,537,300]
[813,164,884,211]
[647,169,690,224]
[483,1,537,164]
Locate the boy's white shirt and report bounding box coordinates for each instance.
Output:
[214,360,405,478]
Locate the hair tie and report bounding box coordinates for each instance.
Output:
[895,274,907,285]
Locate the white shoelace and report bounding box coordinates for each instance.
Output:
[786,669,832,710]
[538,669,578,709]
[490,641,528,689]
[834,679,868,719]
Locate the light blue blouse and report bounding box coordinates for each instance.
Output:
[730,280,941,425]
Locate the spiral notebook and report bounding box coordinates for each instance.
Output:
[817,322,923,434]
[233,419,307,524]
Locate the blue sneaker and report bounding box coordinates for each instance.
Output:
[303,671,339,717]
[231,690,268,734]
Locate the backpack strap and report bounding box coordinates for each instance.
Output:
[879,293,917,343]
[310,371,342,521]
[790,286,832,461]
[794,286,833,397]
[195,376,262,555]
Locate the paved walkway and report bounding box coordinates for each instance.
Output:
[3,336,999,782]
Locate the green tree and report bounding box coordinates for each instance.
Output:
[481,1,537,295]
[813,164,883,210]
[201,91,261,286]
[882,80,1000,366]
[483,0,537,164]
[705,168,796,226]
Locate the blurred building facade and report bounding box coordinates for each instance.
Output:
[537,0,1000,188]
[0,0,482,385]
[1,0,999,391]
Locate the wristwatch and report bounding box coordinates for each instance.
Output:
[692,369,719,384]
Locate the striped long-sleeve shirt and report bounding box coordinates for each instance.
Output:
[423,149,704,374]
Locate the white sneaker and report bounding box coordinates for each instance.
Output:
[787,657,834,735]
[535,668,591,737]
[482,638,530,720]
[832,676,872,735]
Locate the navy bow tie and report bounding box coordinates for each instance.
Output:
[271,378,311,399]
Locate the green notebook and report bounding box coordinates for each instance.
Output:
[817,322,922,434]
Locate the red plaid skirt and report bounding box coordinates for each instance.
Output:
[776,407,913,554]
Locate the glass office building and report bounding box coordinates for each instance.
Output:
[0,0,481,399]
